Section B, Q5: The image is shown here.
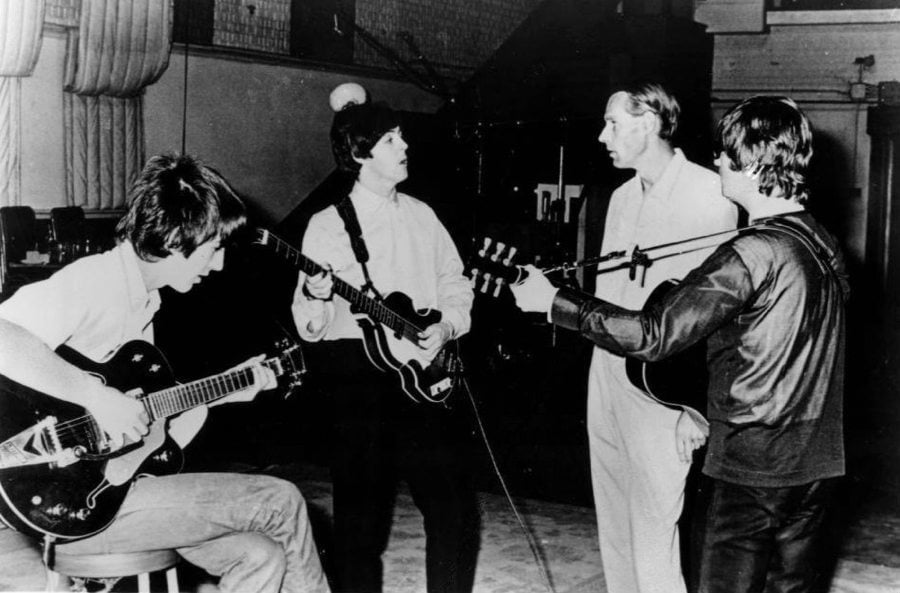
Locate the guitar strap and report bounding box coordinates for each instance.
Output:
[336,196,383,300]
[756,216,842,286]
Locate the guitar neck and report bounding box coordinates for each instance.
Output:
[143,357,278,421]
[258,229,425,340]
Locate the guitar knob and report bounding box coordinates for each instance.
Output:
[70,508,90,521]
[492,277,504,298]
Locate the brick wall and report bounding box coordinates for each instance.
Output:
[213,0,291,54]
[355,0,544,80]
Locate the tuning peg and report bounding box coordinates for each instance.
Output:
[492,276,504,298]
[468,269,480,288]
[502,246,517,266]
[480,272,492,293]
[477,237,491,258]
[491,242,506,262]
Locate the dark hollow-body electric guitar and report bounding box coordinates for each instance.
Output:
[623,279,708,417]
[0,339,304,541]
[255,229,460,404]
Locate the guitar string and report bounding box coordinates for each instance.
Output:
[264,235,550,590]
[49,364,265,443]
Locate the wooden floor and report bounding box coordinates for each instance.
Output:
[2,461,900,593]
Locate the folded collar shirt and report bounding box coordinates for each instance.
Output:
[0,241,160,361]
[597,149,737,309]
[293,182,473,342]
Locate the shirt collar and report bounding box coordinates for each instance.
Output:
[350,181,398,214]
[639,148,687,201]
[118,240,161,313]
[749,205,806,224]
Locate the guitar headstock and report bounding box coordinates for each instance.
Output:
[254,228,270,246]
[467,237,526,298]
[268,338,307,395]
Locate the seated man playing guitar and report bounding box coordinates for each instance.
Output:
[0,154,329,593]
[291,89,478,593]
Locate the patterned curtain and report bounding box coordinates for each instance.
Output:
[64,93,143,210]
[0,0,46,207]
[63,0,172,209]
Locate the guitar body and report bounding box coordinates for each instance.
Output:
[355,291,459,404]
[254,229,460,404]
[0,341,184,540]
[625,280,709,417]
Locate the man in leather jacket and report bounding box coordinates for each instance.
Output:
[510,96,848,593]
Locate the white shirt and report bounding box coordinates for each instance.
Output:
[592,149,738,406]
[292,182,473,342]
[0,241,160,361]
[0,241,205,446]
[597,149,738,307]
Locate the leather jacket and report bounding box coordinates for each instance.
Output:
[551,212,849,487]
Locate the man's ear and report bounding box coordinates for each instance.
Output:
[351,147,368,166]
[640,111,661,136]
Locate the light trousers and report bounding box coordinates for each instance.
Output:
[587,351,691,593]
[59,472,330,593]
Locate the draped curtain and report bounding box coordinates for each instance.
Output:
[63,0,172,209]
[0,0,46,207]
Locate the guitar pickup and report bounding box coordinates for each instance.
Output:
[430,377,452,397]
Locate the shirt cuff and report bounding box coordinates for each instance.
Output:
[292,298,333,341]
[439,308,469,339]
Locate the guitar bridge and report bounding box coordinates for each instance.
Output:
[0,416,80,469]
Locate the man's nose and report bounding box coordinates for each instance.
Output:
[598,127,610,144]
[209,250,225,272]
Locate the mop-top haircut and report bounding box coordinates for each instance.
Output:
[115,153,247,260]
[714,95,814,203]
[330,101,402,173]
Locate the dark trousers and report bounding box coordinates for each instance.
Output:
[317,340,480,593]
[691,476,839,593]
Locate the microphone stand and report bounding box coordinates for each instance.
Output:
[540,226,750,282]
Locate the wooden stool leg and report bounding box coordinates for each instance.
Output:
[137,571,150,592]
[45,567,71,592]
[165,566,180,593]
[44,568,61,592]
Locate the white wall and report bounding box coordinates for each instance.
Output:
[710,19,900,265]
[20,15,900,252]
[145,48,442,225]
[17,30,442,225]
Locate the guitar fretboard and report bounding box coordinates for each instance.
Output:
[257,229,425,341]
[145,364,258,421]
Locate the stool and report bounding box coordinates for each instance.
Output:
[45,549,180,592]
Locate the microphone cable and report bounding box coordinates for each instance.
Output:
[459,372,557,593]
